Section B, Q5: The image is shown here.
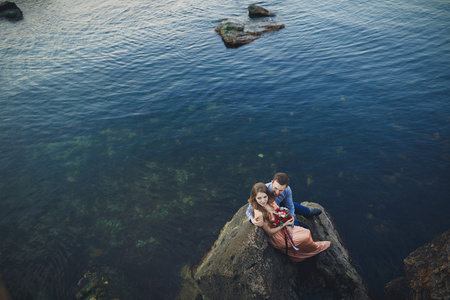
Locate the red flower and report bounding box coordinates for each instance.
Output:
[269,207,293,228]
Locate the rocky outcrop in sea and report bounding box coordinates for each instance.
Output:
[193,202,371,299]
[384,230,450,300]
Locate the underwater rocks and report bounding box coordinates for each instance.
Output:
[73,265,144,300]
[193,202,371,300]
[384,230,450,300]
[215,5,284,48]
[0,1,23,20]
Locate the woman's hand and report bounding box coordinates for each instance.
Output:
[251,217,264,227]
[282,218,294,228]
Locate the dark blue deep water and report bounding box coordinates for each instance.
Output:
[1,0,449,298]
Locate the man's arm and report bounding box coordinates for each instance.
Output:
[283,187,295,217]
[246,203,254,220]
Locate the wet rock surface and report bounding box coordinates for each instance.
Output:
[193,202,371,300]
[384,230,450,300]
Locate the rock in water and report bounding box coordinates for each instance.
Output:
[215,5,283,48]
[194,203,371,299]
[248,4,276,18]
[384,230,450,300]
[215,20,285,48]
[0,1,23,20]
[215,21,257,48]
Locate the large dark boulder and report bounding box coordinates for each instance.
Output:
[194,202,371,300]
[384,230,450,300]
[0,1,23,20]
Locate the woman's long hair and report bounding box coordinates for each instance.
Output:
[248,182,275,221]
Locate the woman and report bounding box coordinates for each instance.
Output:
[248,182,331,263]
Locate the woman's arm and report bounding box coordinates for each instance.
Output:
[255,210,294,236]
[247,204,264,227]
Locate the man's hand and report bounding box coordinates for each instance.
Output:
[251,217,264,227]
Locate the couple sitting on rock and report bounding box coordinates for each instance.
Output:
[246,173,330,263]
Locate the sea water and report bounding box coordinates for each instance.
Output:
[1,0,449,298]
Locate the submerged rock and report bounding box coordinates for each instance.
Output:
[0,1,23,20]
[215,20,285,48]
[384,230,450,300]
[248,4,276,18]
[73,265,145,300]
[194,202,371,299]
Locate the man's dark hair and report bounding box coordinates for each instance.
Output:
[273,173,289,186]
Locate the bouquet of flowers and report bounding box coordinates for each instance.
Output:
[269,207,299,251]
[269,207,293,228]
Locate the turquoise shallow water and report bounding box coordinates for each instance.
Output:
[1,0,450,298]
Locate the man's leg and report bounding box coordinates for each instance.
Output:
[294,202,322,218]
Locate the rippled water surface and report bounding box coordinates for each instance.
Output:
[1,0,449,298]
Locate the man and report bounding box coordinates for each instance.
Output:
[246,172,322,227]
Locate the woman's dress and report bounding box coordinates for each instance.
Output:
[267,203,331,263]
